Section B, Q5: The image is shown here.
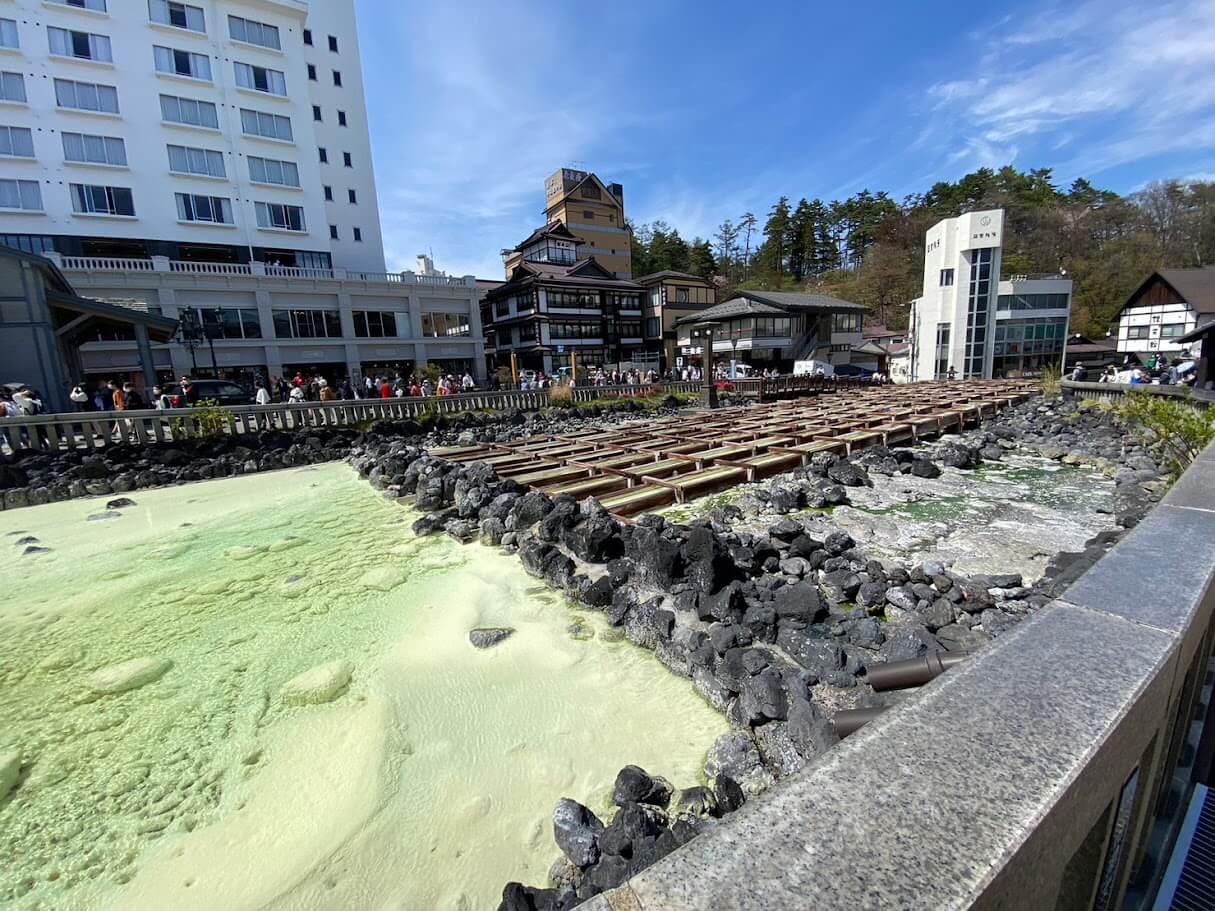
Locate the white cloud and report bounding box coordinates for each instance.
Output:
[921,0,1215,180]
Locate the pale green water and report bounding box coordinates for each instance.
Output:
[0,465,726,911]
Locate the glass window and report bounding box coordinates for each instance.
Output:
[1160,323,1187,339]
[175,193,231,223]
[832,312,861,333]
[159,93,218,129]
[240,108,292,141]
[0,72,25,104]
[328,224,338,240]
[62,132,126,166]
[247,155,299,187]
[940,268,954,287]
[353,227,362,242]
[302,29,312,45]
[48,27,112,62]
[69,183,134,216]
[421,312,471,337]
[167,144,225,177]
[0,19,19,49]
[254,201,305,231]
[1126,325,1150,340]
[338,110,347,127]
[343,151,352,167]
[353,311,397,338]
[234,62,286,95]
[347,189,357,204]
[149,0,205,33]
[307,64,316,81]
[272,309,340,338]
[328,35,338,52]
[153,46,211,80]
[332,70,342,87]
[0,126,34,158]
[56,0,108,9]
[934,322,951,379]
[0,179,43,211]
[228,16,280,50]
[55,78,120,114]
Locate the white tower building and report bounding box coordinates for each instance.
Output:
[0,0,384,271]
[910,209,1072,381]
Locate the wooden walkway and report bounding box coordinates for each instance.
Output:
[431,380,1038,518]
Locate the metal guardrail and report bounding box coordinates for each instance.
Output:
[1061,379,1214,408]
[0,382,702,453]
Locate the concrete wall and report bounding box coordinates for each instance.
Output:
[585,437,1215,910]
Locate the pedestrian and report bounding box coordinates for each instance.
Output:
[946,366,957,381]
[69,382,89,412]
[109,380,126,411]
[123,383,144,410]
[340,378,354,400]
[288,384,305,403]
[180,376,200,406]
[152,386,172,409]
[254,380,272,405]
[318,378,335,401]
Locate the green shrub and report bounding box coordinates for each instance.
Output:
[170,398,232,439]
[1114,391,1215,476]
[1039,364,1062,396]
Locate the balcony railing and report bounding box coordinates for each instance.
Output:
[47,254,476,288]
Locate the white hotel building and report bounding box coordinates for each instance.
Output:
[909,209,1072,381]
[0,0,484,385]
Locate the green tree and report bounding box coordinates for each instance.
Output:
[688,238,717,280]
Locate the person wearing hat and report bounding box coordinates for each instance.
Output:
[318,378,335,402]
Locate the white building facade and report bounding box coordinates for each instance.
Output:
[910,209,1072,381]
[1113,269,1214,362]
[0,0,487,388]
[0,0,383,271]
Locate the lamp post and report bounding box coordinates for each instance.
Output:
[177,308,201,376]
[692,320,721,408]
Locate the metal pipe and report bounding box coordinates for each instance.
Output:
[865,650,971,692]
[833,707,889,738]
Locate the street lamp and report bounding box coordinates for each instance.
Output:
[691,320,721,408]
[177,308,201,376]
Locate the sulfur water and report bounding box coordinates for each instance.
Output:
[0,464,726,911]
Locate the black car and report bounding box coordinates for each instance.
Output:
[163,379,252,407]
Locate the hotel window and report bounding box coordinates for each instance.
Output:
[228,16,280,51]
[832,312,861,333]
[940,268,954,287]
[421,312,471,337]
[0,19,18,49]
[235,62,286,95]
[582,184,600,199]
[70,183,134,216]
[272,309,340,339]
[307,64,317,81]
[583,210,595,219]
[160,93,217,128]
[353,311,397,338]
[676,287,689,303]
[550,321,599,339]
[1125,325,1150,340]
[934,323,951,379]
[353,227,362,242]
[618,320,642,337]
[247,156,299,188]
[302,29,312,46]
[254,201,304,231]
[323,185,333,200]
[328,224,338,239]
[645,317,660,338]
[343,151,352,167]
[548,290,600,309]
[0,72,25,103]
[0,179,42,211]
[63,132,126,165]
[514,290,537,312]
[517,322,537,343]
[347,189,357,204]
[154,46,211,80]
[240,108,292,141]
[1160,323,1187,339]
[338,110,347,127]
[54,0,107,10]
[186,306,261,339]
[149,0,205,33]
[328,35,338,52]
[318,147,328,163]
[55,78,119,114]
[48,27,112,62]
[312,105,322,121]
[332,70,342,86]
[167,144,224,177]
[175,192,232,224]
[0,126,34,158]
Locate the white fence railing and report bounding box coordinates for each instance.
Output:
[0,383,706,453]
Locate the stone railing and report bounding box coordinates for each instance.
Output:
[0,383,704,453]
[46,253,477,288]
[1062,379,1214,408]
[582,441,1215,910]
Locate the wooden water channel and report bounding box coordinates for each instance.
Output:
[431,380,1039,517]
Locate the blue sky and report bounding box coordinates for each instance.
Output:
[355,0,1215,277]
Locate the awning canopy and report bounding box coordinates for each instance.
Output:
[47,290,178,344]
[1178,319,1215,345]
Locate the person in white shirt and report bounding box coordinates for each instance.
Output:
[254,381,272,405]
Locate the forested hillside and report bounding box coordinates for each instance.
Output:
[628,167,1215,336]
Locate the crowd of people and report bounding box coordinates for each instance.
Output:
[261,371,480,403]
[1080,352,1209,389]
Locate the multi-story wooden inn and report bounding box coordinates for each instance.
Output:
[1114,267,1215,362]
[482,223,645,375]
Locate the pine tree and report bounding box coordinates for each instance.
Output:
[688,239,716,280]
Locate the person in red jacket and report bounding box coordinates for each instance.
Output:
[379,377,391,398]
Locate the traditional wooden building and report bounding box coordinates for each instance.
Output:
[1114,268,1215,361]
[483,226,645,375]
[634,271,716,372]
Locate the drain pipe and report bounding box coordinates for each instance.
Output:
[833,707,889,738]
[865,650,971,692]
